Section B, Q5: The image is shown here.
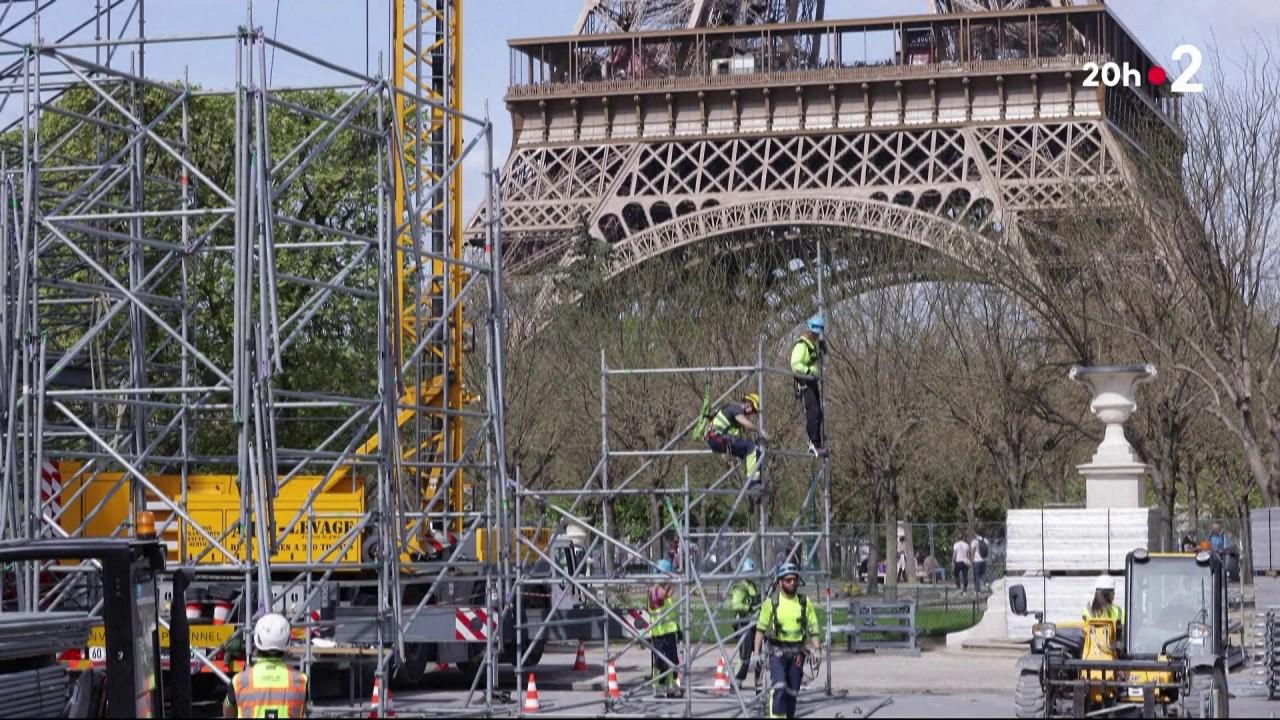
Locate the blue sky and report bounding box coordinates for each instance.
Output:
[19,1,1280,216]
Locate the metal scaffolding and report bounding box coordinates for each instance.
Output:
[509,343,841,717]
[0,1,510,715]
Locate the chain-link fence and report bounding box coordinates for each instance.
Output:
[832,522,1007,590]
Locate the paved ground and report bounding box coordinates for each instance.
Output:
[313,643,1280,717]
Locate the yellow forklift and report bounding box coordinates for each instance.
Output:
[1010,549,1232,718]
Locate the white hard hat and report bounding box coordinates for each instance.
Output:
[254,612,292,652]
[1094,574,1116,591]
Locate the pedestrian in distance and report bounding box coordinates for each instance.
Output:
[729,557,763,685]
[952,534,970,593]
[971,531,990,593]
[704,392,769,482]
[1207,521,1231,555]
[790,314,829,458]
[223,613,309,718]
[647,559,682,698]
[751,563,821,719]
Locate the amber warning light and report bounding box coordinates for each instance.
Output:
[136,510,156,539]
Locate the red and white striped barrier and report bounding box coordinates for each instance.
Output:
[39,460,62,536]
[454,607,494,642]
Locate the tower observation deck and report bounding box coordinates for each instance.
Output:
[480,1,1178,304]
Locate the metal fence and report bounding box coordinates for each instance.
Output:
[831,521,1008,592]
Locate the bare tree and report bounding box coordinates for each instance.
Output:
[923,283,1080,509]
[1118,47,1280,504]
[825,285,937,596]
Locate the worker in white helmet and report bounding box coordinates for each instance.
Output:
[1083,574,1124,623]
[223,613,308,718]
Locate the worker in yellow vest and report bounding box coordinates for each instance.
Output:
[752,563,820,719]
[223,613,308,718]
[790,314,828,458]
[1083,574,1124,623]
[647,558,682,698]
[729,557,762,685]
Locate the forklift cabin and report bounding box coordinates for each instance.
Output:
[0,536,166,718]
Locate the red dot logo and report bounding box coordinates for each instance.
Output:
[1147,66,1167,86]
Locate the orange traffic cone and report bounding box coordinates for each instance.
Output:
[712,656,730,695]
[368,677,395,718]
[573,641,589,672]
[523,673,541,713]
[605,660,622,699]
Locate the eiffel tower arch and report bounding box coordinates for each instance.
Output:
[479,1,1178,314]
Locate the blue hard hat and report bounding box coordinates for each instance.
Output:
[806,314,825,333]
[740,557,756,574]
[775,562,801,580]
[656,559,674,574]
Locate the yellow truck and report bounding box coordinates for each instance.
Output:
[50,459,588,682]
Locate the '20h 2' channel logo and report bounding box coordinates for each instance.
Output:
[1082,45,1205,93]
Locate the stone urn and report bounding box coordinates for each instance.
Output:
[1069,364,1157,508]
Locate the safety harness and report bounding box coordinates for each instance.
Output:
[767,591,811,650]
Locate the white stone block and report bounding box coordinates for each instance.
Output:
[1251,508,1280,573]
[1081,469,1146,509]
[1006,508,1157,572]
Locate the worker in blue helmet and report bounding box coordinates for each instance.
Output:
[729,557,762,684]
[752,563,820,719]
[790,314,828,458]
[647,558,682,697]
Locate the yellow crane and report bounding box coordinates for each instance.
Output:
[390,0,467,537]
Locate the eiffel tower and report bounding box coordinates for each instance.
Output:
[481,0,1178,319]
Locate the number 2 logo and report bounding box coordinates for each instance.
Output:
[1171,44,1203,93]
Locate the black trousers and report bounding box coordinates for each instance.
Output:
[650,633,680,687]
[733,617,756,681]
[768,649,805,718]
[799,382,823,448]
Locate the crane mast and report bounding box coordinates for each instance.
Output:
[391,0,466,535]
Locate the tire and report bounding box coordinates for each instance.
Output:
[524,640,545,667]
[505,638,545,668]
[1186,667,1229,718]
[393,643,432,687]
[1015,670,1047,719]
[457,658,481,679]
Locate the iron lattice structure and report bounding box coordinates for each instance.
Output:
[574,0,825,34]
[0,1,512,715]
[488,2,1177,325]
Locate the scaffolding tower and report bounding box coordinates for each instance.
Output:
[510,344,841,716]
[0,1,510,715]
